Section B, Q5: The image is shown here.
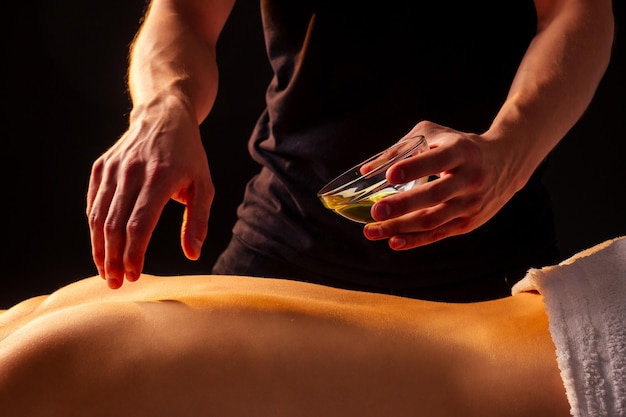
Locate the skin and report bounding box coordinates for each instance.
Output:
[0,274,570,417]
[365,0,615,249]
[86,0,614,288]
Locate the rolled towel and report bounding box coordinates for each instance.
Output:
[512,236,626,417]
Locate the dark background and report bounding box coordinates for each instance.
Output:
[2,1,624,308]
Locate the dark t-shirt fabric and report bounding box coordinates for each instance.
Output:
[213,0,560,300]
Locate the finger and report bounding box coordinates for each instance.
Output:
[387,134,480,184]
[103,182,144,288]
[386,142,460,185]
[370,174,455,221]
[387,216,476,250]
[121,173,173,283]
[180,182,213,261]
[86,158,104,218]
[404,120,445,141]
[102,157,156,287]
[364,196,474,241]
[87,162,118,280]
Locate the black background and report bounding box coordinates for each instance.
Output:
[2,1,625,308]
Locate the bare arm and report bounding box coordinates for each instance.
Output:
[484,0,615,187]
[86,0,236,288]
[365,0,614,249]
[128,0,234,121]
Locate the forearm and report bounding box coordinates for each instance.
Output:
[484,0,614,190]
[128,0,235,123]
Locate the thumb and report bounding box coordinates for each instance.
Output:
[180,186,212,260]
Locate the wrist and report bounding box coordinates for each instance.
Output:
[481,123,546,194]
[129,88,196,126]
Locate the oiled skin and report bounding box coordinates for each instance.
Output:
[0,274,569,417]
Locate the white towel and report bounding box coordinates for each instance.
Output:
[512,236,626,417]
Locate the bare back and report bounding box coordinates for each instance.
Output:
[0,274,569,417]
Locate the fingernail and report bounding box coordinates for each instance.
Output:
[126,270,139,282]
[192,238,203,256]
[186,238,203,260]
[373,202,392,220]
[394,168,406,183]
[107,276,121,289]
[365,224,382,238]
[390,236,407,250]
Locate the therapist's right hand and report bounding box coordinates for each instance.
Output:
[86,96,214,289]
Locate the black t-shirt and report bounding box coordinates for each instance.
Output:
[228,0,558,293]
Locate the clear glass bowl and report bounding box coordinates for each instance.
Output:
[318,134,429,223]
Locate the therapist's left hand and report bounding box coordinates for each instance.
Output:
[363,120,527,250]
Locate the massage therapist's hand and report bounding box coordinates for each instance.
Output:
[86,97,214,289]
[363,121,525,250]
[362,0,615,251]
